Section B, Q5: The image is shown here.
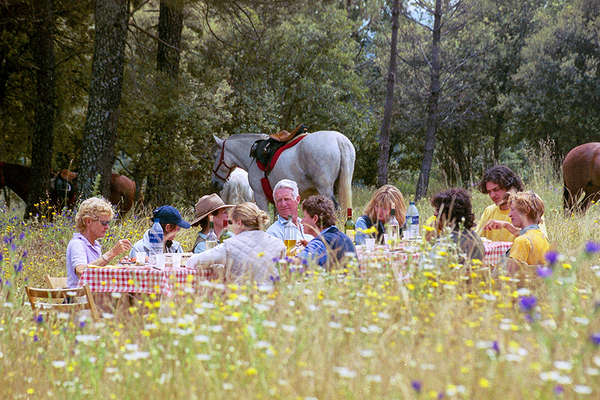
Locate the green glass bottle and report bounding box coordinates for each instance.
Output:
[219,219,234,243]
[345,208,355,243]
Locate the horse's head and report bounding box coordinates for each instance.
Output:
[211,135,236,191]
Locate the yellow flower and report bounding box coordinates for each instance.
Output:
[479,378,489,388]
[27,389,34,394]
[245,367,258,376]
[357,226,377,234]
[562,263,572,270]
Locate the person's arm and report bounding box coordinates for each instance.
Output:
[354,217,369,245]
[506,236,531,274]
[297,240,327,267]
[185,244,227,268]
[482,219,519,236]
[74,239,132,276]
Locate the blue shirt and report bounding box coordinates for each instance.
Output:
[298,226,356,267]
[355,215,384,245]
[266,215,313,241]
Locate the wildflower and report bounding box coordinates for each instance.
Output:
[333,367,356,379]
[35,314,43,324]
[590,333,600,346]
[518,296,537,312]
[573,385,592,394]
[585,241,600,254]
[536,266,552,278]
[411,380,422,393]
[492,341,500,354]
[545,251,558,265]
[13,260,23,273]
[554,385,564,395]
[245,367,258,376]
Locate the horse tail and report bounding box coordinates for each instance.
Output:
[563,184,571,213]
[336,135,356,212]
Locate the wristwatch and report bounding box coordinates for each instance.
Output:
[101,253,110,263]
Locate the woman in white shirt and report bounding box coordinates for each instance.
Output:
[185,202,285,287]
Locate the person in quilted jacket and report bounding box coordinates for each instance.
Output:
[185,202,285,287]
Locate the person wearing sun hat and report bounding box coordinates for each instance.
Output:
[191,193,235,253]
[130,205,191,257]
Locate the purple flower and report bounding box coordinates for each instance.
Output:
[585,241,600,254]
[591,333,600,346]
[437,393,444,400]
[545,251,558,265]
[536,266,553,278]
[33,334,39,342]
[22,250,27,258]
[10,243,16,252]
[0,252,3,262]
[518,296,537,312]
[35,314,43,324]
[18,232,25,240]
[492,340,500,354]
[411,380,422,393]
[13,260,23,273]
[554,385,564,395]
[79,321,86,329]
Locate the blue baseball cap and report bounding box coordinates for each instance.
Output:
[153,205,191,229]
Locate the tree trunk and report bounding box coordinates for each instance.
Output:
[157,0,184,77]
[78,0,128,200]
[376,0,400,187]
[25,0,55,218]
[492,112,503,163]
[144,0,184,205]
[415,0,442,201]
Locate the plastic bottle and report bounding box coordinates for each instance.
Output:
[344,208,355,243]
[148,218,164,262]
[206,215,218,249]
[405,201,420,240]
[386,208,400,244]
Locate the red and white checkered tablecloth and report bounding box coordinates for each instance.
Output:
[483,241,512,265]
[79,266,216,297]
[355,241,512,266]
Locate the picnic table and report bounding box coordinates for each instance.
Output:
[355,240,512,266]
[79,265,217,297]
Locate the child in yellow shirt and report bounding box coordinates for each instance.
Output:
[504,191,550,274]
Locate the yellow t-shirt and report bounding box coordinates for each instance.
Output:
[508,228,550,265]
[476,204,548,242]
[476,205,515,242]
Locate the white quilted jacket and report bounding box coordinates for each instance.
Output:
[185,230,285,285]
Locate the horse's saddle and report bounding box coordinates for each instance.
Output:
[250,124,309,172]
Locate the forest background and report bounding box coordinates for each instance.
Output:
[1,0,599,213]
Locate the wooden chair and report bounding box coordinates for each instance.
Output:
[45,274,68,289]
[25,286,100,321]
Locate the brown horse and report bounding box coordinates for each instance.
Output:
[562,142,600,213]
[0,162,136,214]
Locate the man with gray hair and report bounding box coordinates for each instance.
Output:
[266,179,313,242]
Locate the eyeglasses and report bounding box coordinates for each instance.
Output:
[96,219,111,227]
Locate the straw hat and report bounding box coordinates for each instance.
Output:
[191,193,234,227]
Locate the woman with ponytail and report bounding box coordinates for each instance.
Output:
[185,202,285,286]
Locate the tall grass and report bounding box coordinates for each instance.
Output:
[1,146,599,399]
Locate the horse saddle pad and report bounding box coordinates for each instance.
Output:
[250,138,287,171]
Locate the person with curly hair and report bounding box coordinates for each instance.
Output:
[476,165,547,242]
[430,188,484,262]
[298,195,355,269]
[66,197,132,288]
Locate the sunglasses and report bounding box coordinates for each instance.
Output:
[96,219,111,227]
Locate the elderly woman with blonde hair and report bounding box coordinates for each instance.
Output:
[355,185,407,245]
[185,202,285,286]
[66,197,132,288]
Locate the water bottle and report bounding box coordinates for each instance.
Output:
[405,201,420,240]
[148,218,164,262]
[206,215,218,249]
[284,217,297,256]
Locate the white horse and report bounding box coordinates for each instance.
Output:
[220,167,254,204]
[212,131,355,212]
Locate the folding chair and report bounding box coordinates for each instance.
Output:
[45,274,68,289]
[25,286,100,321]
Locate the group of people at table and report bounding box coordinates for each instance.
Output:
[66,165,550,290]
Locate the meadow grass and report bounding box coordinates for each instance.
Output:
[1,160,599,399]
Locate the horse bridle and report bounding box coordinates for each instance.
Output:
[213,139,235,182]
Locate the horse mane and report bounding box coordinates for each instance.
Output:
[227,133,269,140]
